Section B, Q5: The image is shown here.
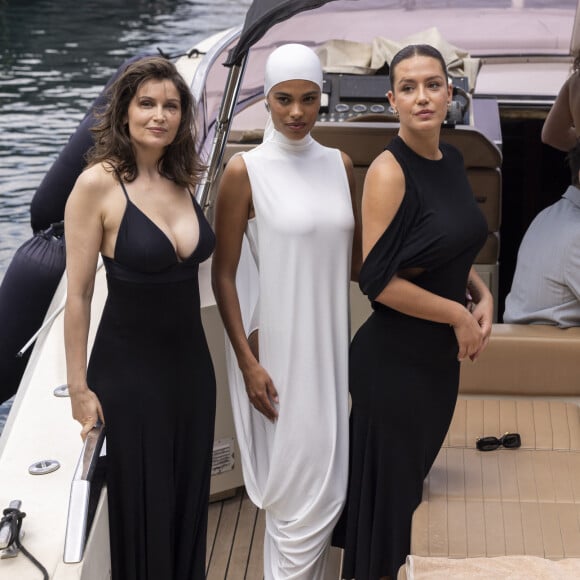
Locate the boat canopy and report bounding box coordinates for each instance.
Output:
[225,0,342,66]
[196,0,579,148]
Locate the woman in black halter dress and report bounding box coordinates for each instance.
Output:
[334,45,493,579]
[64,56,215,580]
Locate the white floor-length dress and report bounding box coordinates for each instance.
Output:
[225,127,353,579]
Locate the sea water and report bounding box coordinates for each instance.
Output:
[0,0,251,434]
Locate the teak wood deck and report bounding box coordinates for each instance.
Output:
[206,488,266,580]
[206,488,344,579]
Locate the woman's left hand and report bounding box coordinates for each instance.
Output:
[468,293,493,361]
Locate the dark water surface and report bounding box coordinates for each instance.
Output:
[0,0,251,432]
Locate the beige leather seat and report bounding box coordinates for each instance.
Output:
[311,122,502,267]
[415,399,580,559]
[223,120,503,270]
[460,324,580,396]
[399,324,580,579]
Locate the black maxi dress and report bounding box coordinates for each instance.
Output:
[334,136,488,579]
[86,181,216,580]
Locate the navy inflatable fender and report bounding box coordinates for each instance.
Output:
[0,223,65,403]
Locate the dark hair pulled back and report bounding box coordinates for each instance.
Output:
[389,44,449,91]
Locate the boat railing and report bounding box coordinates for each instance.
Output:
[63,420,106,564]
[17,257,105,358]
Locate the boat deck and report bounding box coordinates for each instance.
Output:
[206,488,265,580]
[206,489,343,579]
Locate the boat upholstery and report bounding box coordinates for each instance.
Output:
[314,122,502,269]
[398,323,580,579]
[225,120,502,268]
[460,324,580,396]
[398,555,580,579]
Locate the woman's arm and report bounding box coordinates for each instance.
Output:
[341,151,362,282]
[542,75,577,152]
[63,167,106,439]
[362,152,485,361]
[211,156,279,421]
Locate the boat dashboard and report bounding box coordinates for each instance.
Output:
[319,72,471,126]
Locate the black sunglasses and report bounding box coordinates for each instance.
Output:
[476,432,521,452]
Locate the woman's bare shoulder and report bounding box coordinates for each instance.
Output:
[67,162,119,210]
[223,152,249,176]
[366,150,404,192]
[75,162,117,188]
[219,153,251,199]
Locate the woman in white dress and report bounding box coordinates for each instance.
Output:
[212,43,361,579]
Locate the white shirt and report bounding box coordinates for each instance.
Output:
[504,185,580,327]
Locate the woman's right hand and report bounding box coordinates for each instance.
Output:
[241,362,279,422]
[452,307,484,362]
[69,385,105,440]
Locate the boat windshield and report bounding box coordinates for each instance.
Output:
[195,0,578,148]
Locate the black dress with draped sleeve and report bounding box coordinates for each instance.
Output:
[334,136,487,579]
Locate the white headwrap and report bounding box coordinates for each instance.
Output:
[264,43,323,96]
[262,44,323,142]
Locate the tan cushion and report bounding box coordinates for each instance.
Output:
[459,324,580,397]
[225,126,503,269]
[312,122,394,165]
[311,122,502,169]
[398,555,580,580]
[444,398,580,452]
[413,451,580,559]
[474,233,498,264]
[466,168,501,231]
[411,399,580,561]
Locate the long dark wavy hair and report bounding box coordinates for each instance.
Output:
[87,55,204,188]
[389,44,449,92]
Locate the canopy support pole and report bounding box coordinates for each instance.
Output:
[195,55,248,218]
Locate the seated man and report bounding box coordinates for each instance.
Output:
[503,141,580,327]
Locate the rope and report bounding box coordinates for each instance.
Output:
[0,506,49,580]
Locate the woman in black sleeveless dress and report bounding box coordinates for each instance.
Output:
[64,56,215,580]
[334,45,493,579]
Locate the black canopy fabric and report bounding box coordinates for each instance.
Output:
[225,0,344,66]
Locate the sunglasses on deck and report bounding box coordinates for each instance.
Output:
[476,432,522,452]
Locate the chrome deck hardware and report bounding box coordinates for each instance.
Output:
[0,500,23,559]
[28,459,60,475]
[53,384,70,397]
